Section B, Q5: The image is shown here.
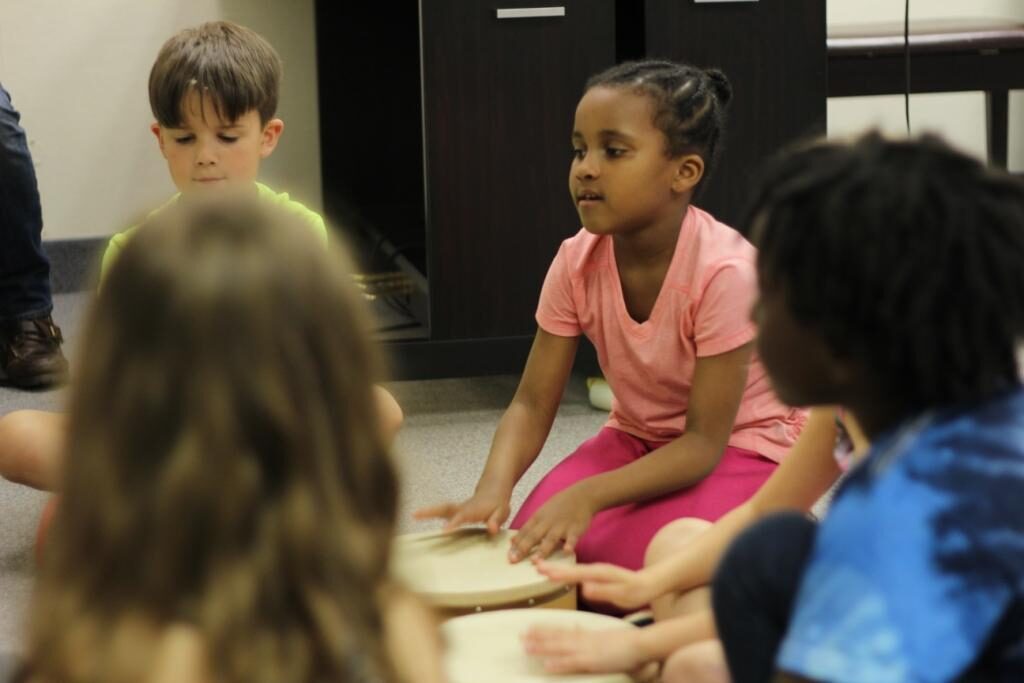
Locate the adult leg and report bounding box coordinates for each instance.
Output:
[0,83,67,388]
[711,511,817,683]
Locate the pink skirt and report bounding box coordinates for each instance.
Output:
[510,427,777,571]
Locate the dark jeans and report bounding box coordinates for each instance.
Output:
[0,83,52,322]
[711,511,817,683]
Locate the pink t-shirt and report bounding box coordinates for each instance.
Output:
[536,206,805,461]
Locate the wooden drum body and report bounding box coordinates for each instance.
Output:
[393,529,577,618]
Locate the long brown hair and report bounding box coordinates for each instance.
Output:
[25,196,399,682]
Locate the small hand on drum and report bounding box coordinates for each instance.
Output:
[532,559,659,611]
[521,623,645,675]
[508,486,596,562]
[413,486,511,534]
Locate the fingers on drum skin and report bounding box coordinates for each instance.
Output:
[509,527,540,561]
[535,531,565,560]
[487,506,508,534]
[563,531,580,554]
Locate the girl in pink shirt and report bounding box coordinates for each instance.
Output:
[417,60,805,583]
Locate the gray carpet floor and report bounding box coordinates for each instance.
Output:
[0,292,608,660]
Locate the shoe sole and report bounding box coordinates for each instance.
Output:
[0,369,68,390]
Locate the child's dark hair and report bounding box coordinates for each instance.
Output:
[586,59,732,181]
[149,21,282,127]
[750,132,1024,412]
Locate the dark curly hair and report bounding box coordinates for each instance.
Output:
[749,132,1024,412]
[586,59,732,185]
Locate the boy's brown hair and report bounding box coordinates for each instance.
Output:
[149,20,282,127]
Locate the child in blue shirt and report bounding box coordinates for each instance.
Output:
[711,133,1024,682]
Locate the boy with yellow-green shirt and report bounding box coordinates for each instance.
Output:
[0,21,402,493]
[100,20,327,278]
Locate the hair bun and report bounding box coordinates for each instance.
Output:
[704,68,733,107]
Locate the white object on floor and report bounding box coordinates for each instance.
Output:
[587,376,614,412]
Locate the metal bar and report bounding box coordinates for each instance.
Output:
[496,7,566,19]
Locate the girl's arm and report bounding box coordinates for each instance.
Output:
[536,407,843,609]
[414,328,578,532]
[511,343,752,560]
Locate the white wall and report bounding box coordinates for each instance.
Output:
[827,0,1024,170]
[4,1,1019,238]
[0,0,322,240]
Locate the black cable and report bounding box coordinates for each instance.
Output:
[374,320,422,334]
[383,294,416,320]
[904,0,911,134]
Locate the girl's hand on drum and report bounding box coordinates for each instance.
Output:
[521,624,646,675]
[532,559,659,611]
[412,487,511,534]
[508,486,595,562]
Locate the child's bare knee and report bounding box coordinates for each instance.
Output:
[0,410,62,489]
[374,385,404,445]
[645,517,711,567]
[662,640,729,683]
[0,411,39,483]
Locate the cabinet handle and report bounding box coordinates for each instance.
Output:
[496,7,566,19]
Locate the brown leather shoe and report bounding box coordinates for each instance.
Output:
[0,315,69,389]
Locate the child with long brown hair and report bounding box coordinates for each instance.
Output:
[14,196,441,683]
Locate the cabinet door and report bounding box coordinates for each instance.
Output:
[421,0,615,340]
[645,0,826,227]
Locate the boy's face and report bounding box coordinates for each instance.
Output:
[151,91,283,194]
[753,277,852,407]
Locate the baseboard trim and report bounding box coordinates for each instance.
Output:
[384,335,599,381]
[43,237,105,293]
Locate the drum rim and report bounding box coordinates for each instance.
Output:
[393,529,575,608]
[442,607,635,630]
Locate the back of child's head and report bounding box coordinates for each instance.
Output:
[150,20,282,127]
[748,132,1024,413]
[586,59,732,182]
[26,196,399,683]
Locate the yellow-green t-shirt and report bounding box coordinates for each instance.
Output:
[99,182,328,281]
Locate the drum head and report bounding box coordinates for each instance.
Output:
[443,609,636,683]
[393,528,574,608]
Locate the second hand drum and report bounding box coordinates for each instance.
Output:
[444,609,640,683]
[392,528,577,618]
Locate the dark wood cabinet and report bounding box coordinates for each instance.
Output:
[315,1,825,378]
[421,1,616,339]
[644,0,827,226]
